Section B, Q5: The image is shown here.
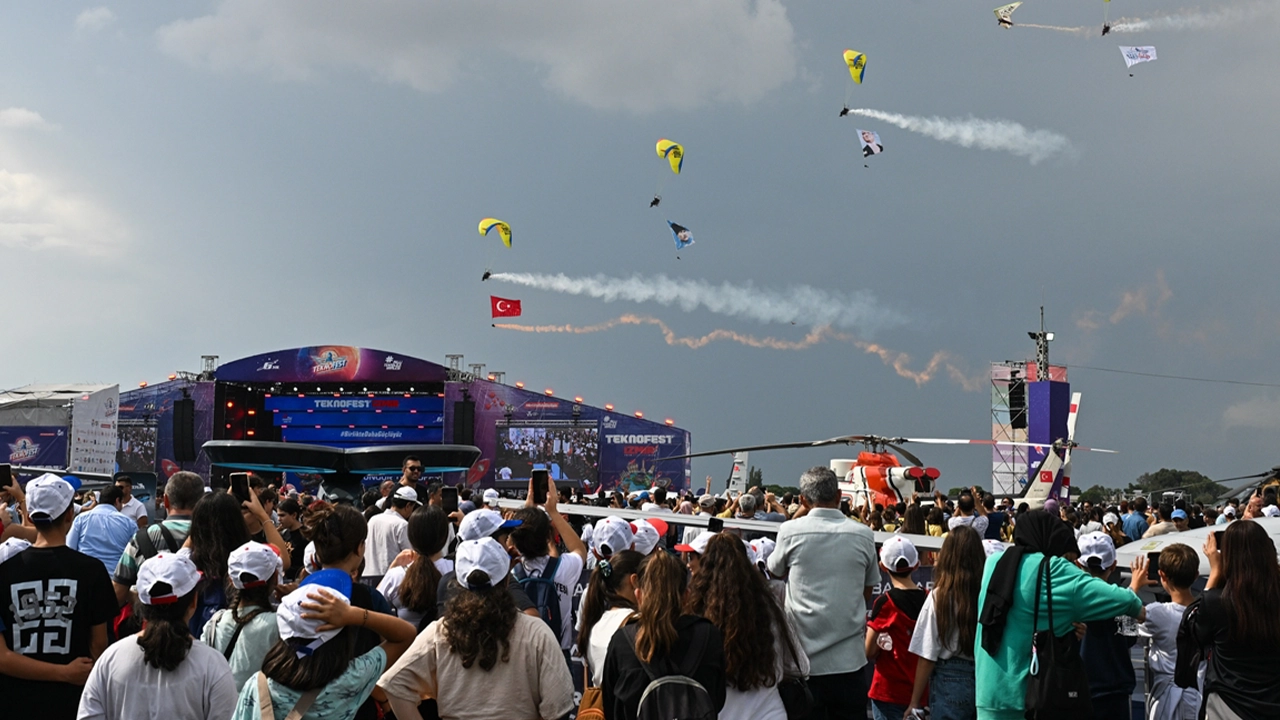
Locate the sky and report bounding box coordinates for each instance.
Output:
[3,1,1279,493]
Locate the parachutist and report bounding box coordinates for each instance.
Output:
[1130,73,1134,77]
[650,196,661,208]
[481,270,491,281]
[1102,23,1111,35]
[839,106,850,117]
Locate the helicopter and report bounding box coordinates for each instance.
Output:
[1213,466,1280,503]
[662,392,1113,511]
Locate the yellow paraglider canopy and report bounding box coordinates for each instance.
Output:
[478,218,511,248]
[656,139,684,175]
[843,50,867,84]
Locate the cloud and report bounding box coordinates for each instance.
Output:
[1223,396,1280,430]
[75,7,116,33]
[1076,270,1173,331]
[0,107,54,130]
[0,169,127,254]
[156,0,798,112]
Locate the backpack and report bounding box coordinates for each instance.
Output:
[113,523,182,638]
[513,556,563,642]
[623,622,717,720]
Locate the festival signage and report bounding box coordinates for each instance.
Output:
[216,346,449,384]
[70,385,119,475]
[1,426,68,466]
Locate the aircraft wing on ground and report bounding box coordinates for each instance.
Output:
[496,499,946,551]
[1113,517,1280,577]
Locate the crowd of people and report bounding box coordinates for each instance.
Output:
[0,459,1278,720]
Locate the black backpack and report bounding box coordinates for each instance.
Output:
[513,556,563,642]
[623,622,717,720]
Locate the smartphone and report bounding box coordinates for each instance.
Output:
[1146,552,1161,582]
[441,487,459,515]
[230,473,251,504]
[707,517,724,533]
[531,469,549,505]
[1214,530,1225,550]
[0,464,10,490]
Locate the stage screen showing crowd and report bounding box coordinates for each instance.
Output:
[494,425,599,486]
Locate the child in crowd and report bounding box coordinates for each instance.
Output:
[865,536,926,720]
[201,541,283,690]
[1129,543,1202,720]
[1076,532,1136,720]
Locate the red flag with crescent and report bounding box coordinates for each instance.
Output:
[490,296,522,318]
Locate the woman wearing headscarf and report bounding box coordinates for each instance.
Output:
[974,510,1144,720]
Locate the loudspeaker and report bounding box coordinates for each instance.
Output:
[1008,380,1027,430]
[173,398,197,462]
[452,400,475,445]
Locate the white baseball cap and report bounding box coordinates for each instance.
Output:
[1077,531,1116,570]
[455,537,512,590]
[458,508,522,542]
[591,516,636,558]
[674,530,715,555]
[983,539,1008,558]
[393,486,423,505]
[1102,512,1120,527]
[879,536,919,573]
[749,538,776,567]
[227,541,284,589]
[277,569,353,657]
[482,488,501,507]
[137,552,202,605]
[1265,505,1280,518]
[26,473,75,522]
[632,518,669,556]
[1223,505,1236,517]
[0,538,31,564]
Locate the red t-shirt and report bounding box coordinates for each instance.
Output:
[868,587,927,705]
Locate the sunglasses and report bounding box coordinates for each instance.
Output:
[406,466,423,472]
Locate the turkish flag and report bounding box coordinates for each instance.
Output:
[490,296,522,318]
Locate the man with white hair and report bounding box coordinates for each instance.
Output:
[767,466,879,720]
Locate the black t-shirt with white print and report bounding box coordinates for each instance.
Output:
[0,546,117,719]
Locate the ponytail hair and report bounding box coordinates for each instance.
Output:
[136,585,197,671]
[578,550,643,658]
[633,550,687,664]
[400,506,451,614]
[303,503,367,566]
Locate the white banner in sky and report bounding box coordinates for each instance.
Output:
[70,385,119,475]
[1119,46,1157,68]
[729,452,749,494]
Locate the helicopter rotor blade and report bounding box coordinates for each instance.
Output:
[886,443,924,467]
[902,437,1117,454]
[659,437,869,462]
[1212,471,1270,484]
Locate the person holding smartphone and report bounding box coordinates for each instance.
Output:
[1129,544,1202,720]
[508,473,587,661]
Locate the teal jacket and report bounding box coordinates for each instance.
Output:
[974,553,1142,720]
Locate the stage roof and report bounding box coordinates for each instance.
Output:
[215,346,448,385]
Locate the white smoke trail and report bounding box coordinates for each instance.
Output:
[848,109,1076,164]
[1110,7,1254,33]
[488,273,905,332]
[1017,23,1091,34]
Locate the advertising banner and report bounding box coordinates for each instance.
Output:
[1,426,68,466]
[264,395,445,413]
[274,412,444,428]
[281,426,444,444]
[216,346,449,385]
[70,385,119,475]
